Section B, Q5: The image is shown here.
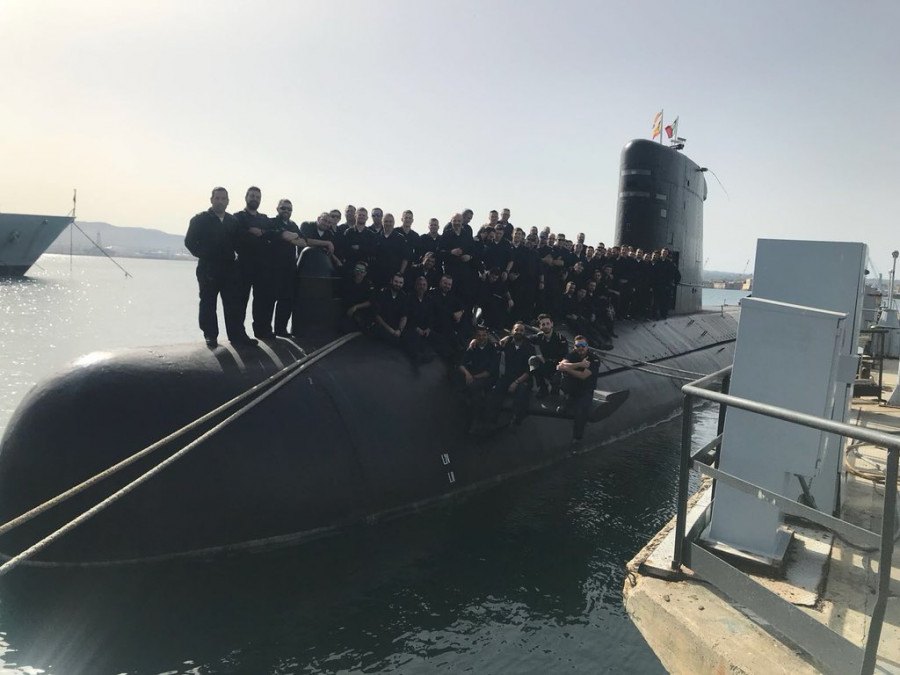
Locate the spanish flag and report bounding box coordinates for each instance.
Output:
[652,111,663,139]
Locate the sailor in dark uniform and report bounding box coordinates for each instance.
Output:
[184,187,257,347]
[528,314,568,398]
[268,199,305,337]
[498,208,514,241]
[341,261,375,333]
[488,321,535,426]
[233,186,271,338]
[557,336,601,441]
[404,275,435,362]
[300,213,342,269]
[373,273,409,346]
[337,204,356,234]
[509,231,541,321]
[439,213,478,308]
[416,218,442,258]
[428,274,467,360]
[655,248,681,319]
[406,276,435,342]
[398,210,420,261]
[368,207,384,235]
[342,207,375,269]
[371,213,409,290]
[477,267,513,331]
[458,324,499,424]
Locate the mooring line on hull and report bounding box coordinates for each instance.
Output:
[521,322,710,381]
[595,351,705,382]
[0,335,355,539]
[0,332,360,577]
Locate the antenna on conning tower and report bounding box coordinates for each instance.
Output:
[697,167,730,200]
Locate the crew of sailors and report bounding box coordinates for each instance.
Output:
[185,186,683,439]
[184,185,682,357]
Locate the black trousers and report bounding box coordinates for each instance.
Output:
[236,260,278,337]
[488,374,532,421]
[268,263,297,335]
[531,358,561,392]
[561,378,594,440]
[196,261,246,341]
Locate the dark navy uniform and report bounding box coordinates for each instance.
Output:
[341,274,375,333]
[234,209,273,337]
[399,228,420,261]
[342,226,376,269]
[560,349,601,440]
[529,330,568,395]
[373,287,408,337]
[439,228,477,305]
[416,232,441,258]
[184,209,248,343]
[509,244,540,321]
[428,288,467,359]
[654,257,681,319]
[268,218,301,336]
[489,336,535,424]
[372,230,409,290]
[459,341,500,422]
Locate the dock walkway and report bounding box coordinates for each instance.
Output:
[623,358,900,674]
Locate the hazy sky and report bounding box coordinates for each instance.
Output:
[2,1,897,273]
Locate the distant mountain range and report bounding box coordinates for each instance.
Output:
[46,221,191,260]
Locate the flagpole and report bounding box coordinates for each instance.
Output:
[70,189,76,274]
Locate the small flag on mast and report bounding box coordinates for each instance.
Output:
[652,111,663,139]
[665,116,679,139]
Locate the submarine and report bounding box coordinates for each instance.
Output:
[0,140,738,568]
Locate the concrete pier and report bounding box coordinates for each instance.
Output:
[623,358,900,674]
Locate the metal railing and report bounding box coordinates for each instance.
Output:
[673,364,900,675]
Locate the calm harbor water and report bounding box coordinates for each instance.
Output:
[0,255,740,674]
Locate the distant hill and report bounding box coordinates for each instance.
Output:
[46,221,191,260]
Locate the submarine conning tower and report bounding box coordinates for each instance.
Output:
[614,139,707,315]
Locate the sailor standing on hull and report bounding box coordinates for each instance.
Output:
[233,186,273,339]
[184,187,257,347]
[268,199,306,337]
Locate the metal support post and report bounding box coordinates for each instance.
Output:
[672,394,693,570]
[716,373,730,437]
[860,448,899,674]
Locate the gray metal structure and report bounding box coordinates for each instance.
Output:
[751,240,868,514]
[673,366,899,675]
[705,297,847,558]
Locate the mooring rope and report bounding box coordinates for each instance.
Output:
[0,332,359,576]
[593,350,705,382]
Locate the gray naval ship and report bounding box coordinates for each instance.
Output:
[0,139,740,568]
[0,212,72,276]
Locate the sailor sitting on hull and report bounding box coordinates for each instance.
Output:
[373,273,409,347]
[457,325,500,426]
[341,262,375,333]
[557,335,602,442]
[527,314,568,399]
[488,321,535,427]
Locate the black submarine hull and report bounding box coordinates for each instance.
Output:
[0,310,736,565]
